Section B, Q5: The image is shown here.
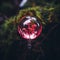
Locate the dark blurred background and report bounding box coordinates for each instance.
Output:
[0,0,60,17]
[0,0,60,60]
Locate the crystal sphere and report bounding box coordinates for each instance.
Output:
[18,16,42,40]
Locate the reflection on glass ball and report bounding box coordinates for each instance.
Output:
[18,16,42,40]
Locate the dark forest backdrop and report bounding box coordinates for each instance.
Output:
[0,0,60,60]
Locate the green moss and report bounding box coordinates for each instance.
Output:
[0,5,58,46]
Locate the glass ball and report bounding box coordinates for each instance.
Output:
[18,16,42,40]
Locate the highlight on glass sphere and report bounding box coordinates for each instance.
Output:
[18,15,42,40]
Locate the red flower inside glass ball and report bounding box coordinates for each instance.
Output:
[18,16,42,40]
